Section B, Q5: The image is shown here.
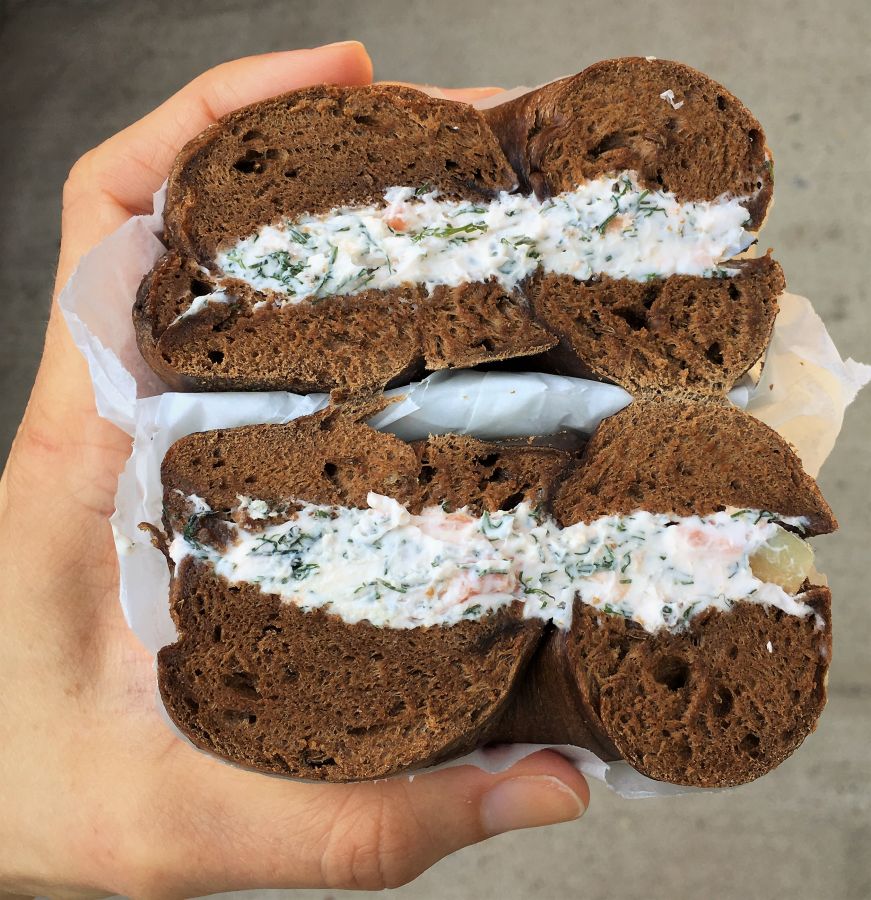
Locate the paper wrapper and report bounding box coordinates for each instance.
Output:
[59,104,869,797]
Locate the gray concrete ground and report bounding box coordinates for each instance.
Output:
[1,0,869,897]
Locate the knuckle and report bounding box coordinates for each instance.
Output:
[320,788,430,890]
[62,148,99,204]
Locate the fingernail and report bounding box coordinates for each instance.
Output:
[322,40,366,51]
[480,775,585,836]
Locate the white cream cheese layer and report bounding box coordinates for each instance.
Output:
[169,289,231,327]
[211,173,753,307]
[169,493,814,632]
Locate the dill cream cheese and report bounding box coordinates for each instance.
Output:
[169,493,814,633]
[210,172,753,307]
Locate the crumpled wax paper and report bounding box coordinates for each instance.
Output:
[59,88,869,796]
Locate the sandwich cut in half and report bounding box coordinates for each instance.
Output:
[135,57,781,396]
[154,401,835,786]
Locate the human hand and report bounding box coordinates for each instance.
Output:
[0,42,588,899]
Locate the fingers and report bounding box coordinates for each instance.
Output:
[379,80,506,104]
[64,42,373,223]
[133,749,587,896]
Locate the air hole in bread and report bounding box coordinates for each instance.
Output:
[283,666,299,683]
[740,732,761,757]
[652,655,690,690]
[387,700,406,716]
[588,131,626,160]
[323,461,338,479]
[222,671,260,700]
[303,751,337,768]
[728,282,741,301]
[614,306,648,331]
[705,342,724,365]
[233,156,264,175]
[271,755,292,773]
[500,490,525,510]
[749,128,761,145]
[212,625,222,642]
[716,95,726,111]
[207,349,224,364]
[190,279,212,297]
[444,159,459,170]
[712,684,734,716]
[674,741,692,763]
[476,453,500,467]
[418,464,435,485]
[241,129,264,142]
[283,169,298,178]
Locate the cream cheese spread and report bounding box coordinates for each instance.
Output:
[210,172,752,307]
[168,289,231,327]
[169,493,814,632]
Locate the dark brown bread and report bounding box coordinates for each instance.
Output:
[157,404,834,786]
[565,591,831,787]
[492,397,836,787]
[160,566,543,781]
[484,57,772,228]
[553,398,836,535]
[134,253,556,394]
[490,591,831,787]
[160,405,570,524]
[164,84,518,262]
[158,407,569,781]
[530,255,784,392]
[135,62,779,395]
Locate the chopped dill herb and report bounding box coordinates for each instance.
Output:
[312,244,338,298]
[183,514,203,549]
[411,221,488,243]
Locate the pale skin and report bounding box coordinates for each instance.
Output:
[0,42,589,899]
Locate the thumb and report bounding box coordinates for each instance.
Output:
[141,749,588,896]
[319,750,589,890]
